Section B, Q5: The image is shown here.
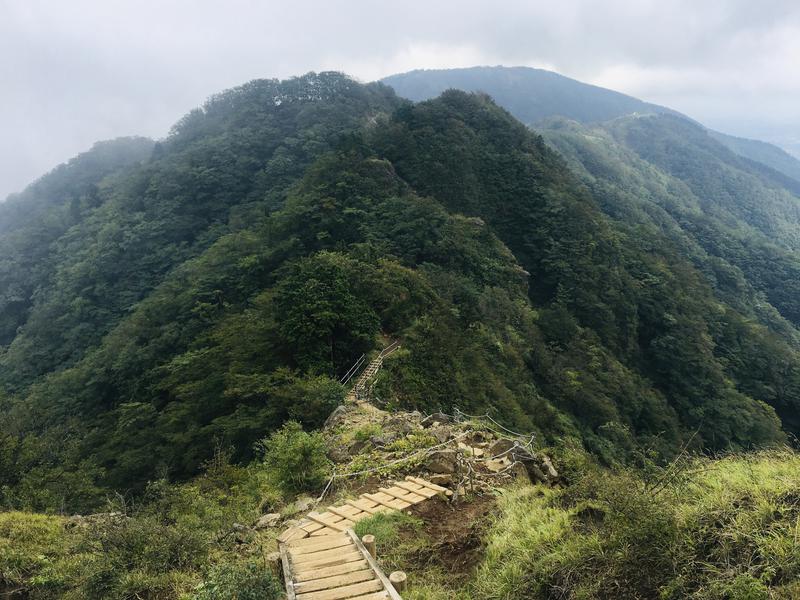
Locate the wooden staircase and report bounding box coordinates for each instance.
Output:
[278,476,450,543]
[280,529,403,600]
[346,342,400,403]
[278,476,451,598]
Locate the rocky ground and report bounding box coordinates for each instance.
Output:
[321,401,559,501]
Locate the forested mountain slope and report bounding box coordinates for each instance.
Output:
[710,129,800,183]
[1,73,799,515]
[383,65,800,185]
[382,66,677,125]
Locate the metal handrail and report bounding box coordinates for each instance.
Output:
[339,354,366,385]
[378,340,401,359]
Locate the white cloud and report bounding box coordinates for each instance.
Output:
[1,0,799,200]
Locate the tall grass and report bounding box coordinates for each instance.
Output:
[471,448,800,599]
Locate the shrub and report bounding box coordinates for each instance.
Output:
[194,562,282,600]
[471,449,800,600]
[260,421,332,495]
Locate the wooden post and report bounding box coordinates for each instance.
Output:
[362,534,376,559]
[389,571,407,591]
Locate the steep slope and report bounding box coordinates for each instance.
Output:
[541,115,800,432]
[710,129,800,184]
[1,75,796,515]
[0,73,398,390]
[0,137,154,346]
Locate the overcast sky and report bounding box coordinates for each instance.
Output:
[2,0,799,200]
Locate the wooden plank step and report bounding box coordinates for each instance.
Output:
[346,593,390,600]
[296,578,384,600]
[292,544,357,566]
[345,499,385,514]
[279,526,311,544]
[311,527,340,537]
[307,512,352,532]
[293,545,360,567]
[362,492,408,510]
[294,568,375,593]
[289,536,353,556]
[300,520,326,533]
[294,559,370,583]
[327,505,368,522]
[288,533,351,550]
[406,475,452,495]
[378,486,426,503]
[293,550,364,571]
[393,480,438,498]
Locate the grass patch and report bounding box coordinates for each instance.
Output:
[354,511,422,546]
[470,448,800,599]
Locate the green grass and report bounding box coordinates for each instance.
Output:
[470,448,800,599]
[353,511,421,545]
[6,447,800,599]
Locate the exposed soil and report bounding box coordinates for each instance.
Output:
[401,493,497,583]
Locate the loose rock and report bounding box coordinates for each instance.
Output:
[254,513,282,530]
[428,474,454,487]
[425,450,459,474]
[421,412,453,427]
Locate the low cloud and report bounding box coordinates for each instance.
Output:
[2,0,799,200]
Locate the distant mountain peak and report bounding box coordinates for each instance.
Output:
[380,65,800,184]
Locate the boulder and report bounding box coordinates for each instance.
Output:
[509,462,531,483]
[488,438,517,457]
[485,457,511,473]
[370,432,400,447]
[428,474,454,487]
[324,405,350,430]
[421,412,453,428]
[254,513,282,530]
[428,426,452,444]
[384,413,420,434]
[541,455,559,481]
[466,430,494,445]
[425,450,459,474]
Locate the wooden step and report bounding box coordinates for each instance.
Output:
[294,559,371,583]
[289,536,353,555]
[296,579,384,600]
[294,568,375,593]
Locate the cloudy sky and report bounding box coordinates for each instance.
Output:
[1,0,799,200]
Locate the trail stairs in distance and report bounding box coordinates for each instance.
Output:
[341,341,400,403]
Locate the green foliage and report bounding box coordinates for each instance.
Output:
[274,252,380,373]
[471,449,800,599]
[260,422,331,495]
[2,70,800,513]
[193,562,282,600]
[353,511,421,546]
[0,452,271,599]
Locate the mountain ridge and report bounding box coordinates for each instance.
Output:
[381,65,800,185]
